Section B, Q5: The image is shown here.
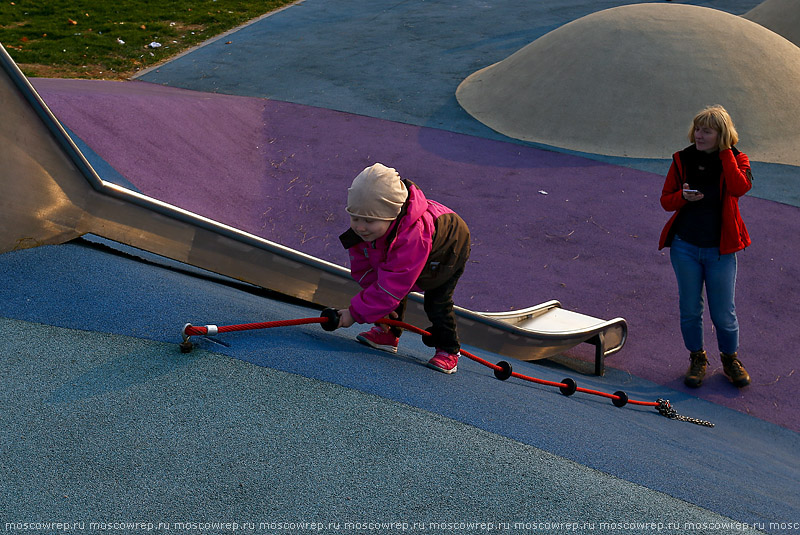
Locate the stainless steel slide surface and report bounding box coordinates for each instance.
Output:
[0,44,626,370]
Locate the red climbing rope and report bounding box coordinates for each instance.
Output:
[378,318,658,408]
[180,310,713,426]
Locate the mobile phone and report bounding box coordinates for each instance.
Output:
[684,189,700,195]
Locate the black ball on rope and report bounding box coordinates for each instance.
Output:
[559,378,577,396]
[320,308,341,331]
[494,361,513,381]
[612,391,629,407]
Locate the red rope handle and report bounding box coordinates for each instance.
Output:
[184,317,324,337]
[181,315,659,408]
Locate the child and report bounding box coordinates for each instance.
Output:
[336,163,471,374]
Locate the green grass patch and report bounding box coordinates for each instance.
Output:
[0,0,295,79]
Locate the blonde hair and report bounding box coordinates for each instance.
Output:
[688,105,739,150]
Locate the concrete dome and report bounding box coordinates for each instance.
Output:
[743,0,800,47]
[456,3,800,165]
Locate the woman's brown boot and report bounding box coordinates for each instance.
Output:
[721,352,750,387]
[684,350,707,388]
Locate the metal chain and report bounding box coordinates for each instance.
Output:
[657,399,715,427]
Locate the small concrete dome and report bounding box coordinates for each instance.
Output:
[456,3,800,165]
[743,0,800,47]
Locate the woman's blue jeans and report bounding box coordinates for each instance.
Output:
[669,236,739,354]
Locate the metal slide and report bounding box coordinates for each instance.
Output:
[0,44,626,374]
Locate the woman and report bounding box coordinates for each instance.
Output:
[659,105,752,388]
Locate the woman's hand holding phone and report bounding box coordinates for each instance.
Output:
[682,183,704,201]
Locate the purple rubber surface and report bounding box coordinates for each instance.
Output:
[34,78,800,432]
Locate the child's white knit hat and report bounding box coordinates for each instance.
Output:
[346,163,408,220]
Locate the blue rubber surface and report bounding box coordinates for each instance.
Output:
[1,242,798,533]
[0,315,777,533]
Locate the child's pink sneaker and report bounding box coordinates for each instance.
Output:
[356,325,399,353]
[427,349,459,374]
